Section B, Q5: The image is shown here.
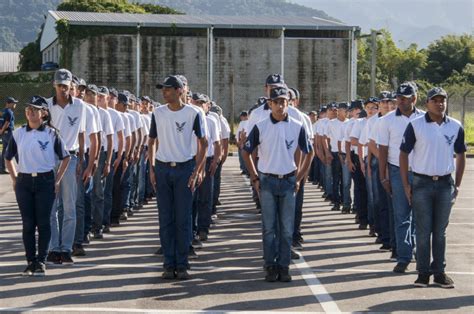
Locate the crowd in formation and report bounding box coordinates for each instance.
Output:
[0,69,467,289]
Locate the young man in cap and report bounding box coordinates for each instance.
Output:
[368,91,393,252]
[315,105,329,198]
[243,86,313,282]
[237,111,249,175]
[336,103,352,214]
[138,96,152,207]
[46,69,97,264]
[148,76,208,280]
[378,82,424,273]
[400,87,466,288]
[0,96,18,174]
[321,103,337,208]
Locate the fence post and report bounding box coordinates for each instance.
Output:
[462,90,472,126]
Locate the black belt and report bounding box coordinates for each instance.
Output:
[18,171,54,178]
[156,159,193,168]
[69,150,77,155]
[260,170,296,179]
[414,172,451,181]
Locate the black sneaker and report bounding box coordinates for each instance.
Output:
[375,237,383,244]
[93,229,104,239]
[393,262,409,273]
[331,204,340,211]
[72,244,86,257]
[278,267,292,282]
[46,252,62,265]
[102,225,111,233]
[433,273,455,288]
[368,226,377,237]
[322,192,327,199]
[154,247,163,255]
[414,273,430,287]
[390,251,398,262]
[162,267,176,280]
[292,240,303,251]
[379,244,391,252]
[188,247,198,259]
[176,268,190,280]
[127,208,134,217]
[198,230,208,242]
[216,200,222,206]
[61,252,74,265]
[265,266,278,282]
[110,219,121,227]
[22,262,35,276]
[119,212,128,221]
[83,233,90,245]
[33,262,46,277]
[341,206,351,214]
[358,224,368,230]
[192,238,203,249]
[291,250,300,260]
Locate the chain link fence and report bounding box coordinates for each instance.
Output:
[446,90,474,145]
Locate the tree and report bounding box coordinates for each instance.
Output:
[423,34,474,84]
[18,24,44,71]
[57,0,181,14]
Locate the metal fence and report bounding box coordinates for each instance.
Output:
[0,83,54,125]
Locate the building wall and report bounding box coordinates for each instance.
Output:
[70,33,350,117]
[0,52,20,73]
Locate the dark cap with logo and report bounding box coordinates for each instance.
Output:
[240,111,248,117]
[349,99,364,111]
[86,84,98,94]
[109,88,118,98]
[290,87,300,99]
[337,102,349,109]
[379,91,391,101]
[265,74,285,87]
[256,97,267,106]
[27,96,48,109]
[98,86,109,96]
[192,93,207,102]
[156,76,184,89]
[6,96,18,104]
[140,95,151,103]
[54,69,73,85]
[117,93,129,105]
[396,82,417,97]
[269,86,290,100]
[427,87,447,100]
[320,105,328,113]
[365,97,380,104]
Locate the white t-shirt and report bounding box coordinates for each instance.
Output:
[46,96,87,151]
[206,114,221,157]
[326,118,346,153]
[149,104,207,163]
[344,118,358,152]
[350,118,367,156]
[98,107,114,151]
[237,120,248,140]
[219,115,231,140]
[119,111,131,139]
[84,105,101,150]
[107,108,125,152]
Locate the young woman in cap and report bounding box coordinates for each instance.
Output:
[5,96,70,276]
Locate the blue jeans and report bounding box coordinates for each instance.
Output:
[293,179,305,241]
[155,159,195,269]
[212,161,223,212]
[365,158,374,226]
[389,164,414,264]
[238,149,248,174]
[1,131,12,171]
[91,151,107,232]
[129,161,139,208]
[331,152,342,205]
[121,162,132,210]
[103,152,117,226]
[412,175,454,274]
[259,173,296,268]
[340,153,352,208]
[16,172,56,263]
[192,158,214,234]
[75,155,93,245]
[318,156,325,188]
[138,148,147,203]
[371,157,391,246]
[324,163,333,197]
[351,152,367,224]
[50,155,78,253]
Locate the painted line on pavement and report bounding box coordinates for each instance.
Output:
[310,267,474,276]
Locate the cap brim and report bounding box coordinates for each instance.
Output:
[55,80,72,86]
[429,93,447,99]
[270,95,289,100]
[156,84,175,89]
[27,104,45,109]
[397,94,414,98]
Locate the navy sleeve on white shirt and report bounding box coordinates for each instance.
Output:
[53,132,69,160]
[243,125,260,153]
[4,136,16,160]
[454,127,467,154]
[400,123,416,154]
[193,114,204,139]
[149,113,157,139]
[298,126,313,154]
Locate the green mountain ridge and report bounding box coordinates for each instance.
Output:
[0,0,337,52]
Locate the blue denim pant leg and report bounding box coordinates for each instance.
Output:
[365,159,374,226]
[155,161,195,269]
[50,155,78,253]
[341,154,352,208]
[0,132,12,171]
[91,151,107,231]
[103,152,116,226]
[121,163,132,210]
[389,164,414,264]
[351,152,368,223]
[412,175,454,275]
[213,162,223,208]
[324,163,333,198]
[331,152,342,205]
[197,158,214,234]
[371,157,390,245]
[293,179,305,241]
[318,157,325,189]
[138,149,147,203]
[260,173,296,268]
[313,156,320,184]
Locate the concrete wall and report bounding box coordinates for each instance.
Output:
[70,33,350,118]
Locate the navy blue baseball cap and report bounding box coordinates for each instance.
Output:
[240,111,248,117]
[27,96,47,109]
[365,97,380,104]
[256,97,267,106]
[379,91,391,101]
[86,84,98,94]
[109,88,118,98]
[117,93,129,105]
[269,86,290,100]
[140,95,151,102]
[396,83,416,97]
[390,91,397,100]
[6,96,18,104]
[427,87,447,100]
[290,87,300,99]
[129,94,137,103]
[98,86,109,96]
[192,93,207,102]
[54,69,73,85]
[320,105,328,113]
[288,89,297,100]
[349,99,364,111]
[337,102,349,109]
[156,76,184,89]
[265,74,285,87]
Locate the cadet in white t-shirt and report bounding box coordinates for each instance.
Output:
[237,111,249,175]
[148,76,208,280]
[243,86,313,283]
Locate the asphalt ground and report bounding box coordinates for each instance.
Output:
[0,156,473,313]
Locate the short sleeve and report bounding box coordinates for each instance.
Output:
[192,112,206,139]
[3,110,12,122]
[243,125,260,153]
[377,117,390,146]
[149,113,157,139]
[399,123,416,154]
[53,131,69,160]
[4,134,17,160]
[298,126,313,154]
[454,126,467,154]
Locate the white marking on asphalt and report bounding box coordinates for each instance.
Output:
[310,267,474,276]
[449,223,474,225]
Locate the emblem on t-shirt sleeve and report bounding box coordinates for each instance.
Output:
[38,140,49,151]
[285,140,294,150]
[175,121,186,133]
[68,116,78,126]
[444,134,455,145]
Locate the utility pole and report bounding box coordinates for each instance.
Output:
[359,30,382,97]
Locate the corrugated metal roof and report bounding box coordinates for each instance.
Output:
[50,10,357,30]
[0,52,20,73]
